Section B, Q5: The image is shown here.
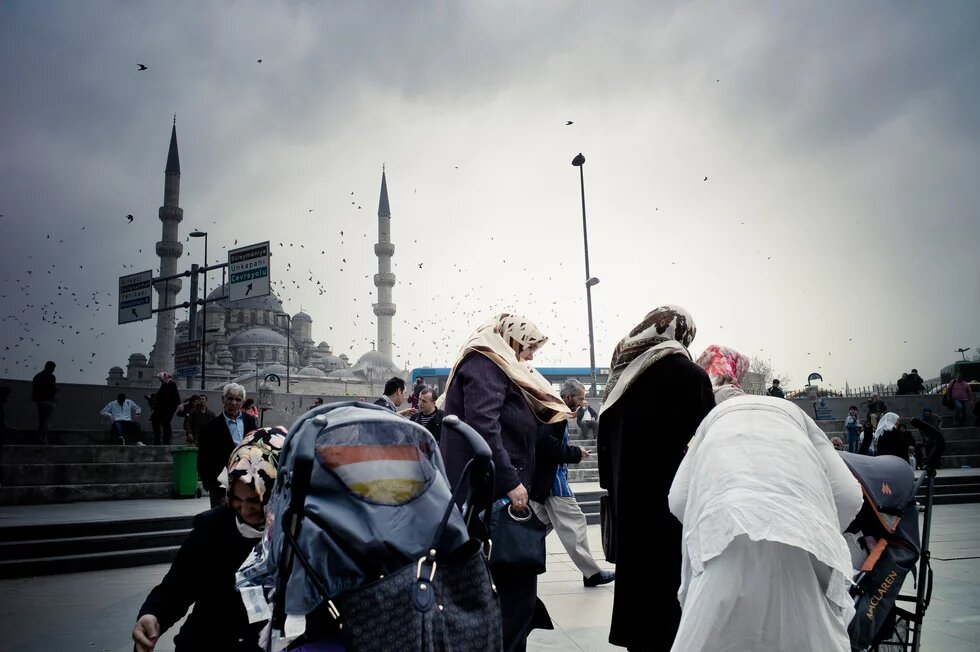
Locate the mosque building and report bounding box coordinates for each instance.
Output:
[107,122,403,393]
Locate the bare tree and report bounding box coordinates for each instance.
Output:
[750,357,791,388]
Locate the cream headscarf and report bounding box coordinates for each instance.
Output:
[438,313,573,424]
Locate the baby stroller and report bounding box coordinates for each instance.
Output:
[239,401,501,651]
[841,417,945,651]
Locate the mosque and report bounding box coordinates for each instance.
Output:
[107,122,404,393]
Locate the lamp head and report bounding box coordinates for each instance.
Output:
[571,153,586,167]
[189,230,207,238]
[586,277,600,287]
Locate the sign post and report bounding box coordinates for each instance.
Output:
[118,270,154,324]
[228,241,270,302]
[174,340,202,378]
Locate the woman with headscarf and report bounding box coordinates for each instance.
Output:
[132,426,286,652]
[667,348,863,651]
[596,305,716,651]
[439,313,573,652]
[150,371,182,445]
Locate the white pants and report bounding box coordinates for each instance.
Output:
[531,496,602,578]
[671,535,851,652]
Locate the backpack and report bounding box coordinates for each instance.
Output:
[260,402,501,652]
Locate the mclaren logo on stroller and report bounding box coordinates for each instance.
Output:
[866,570,899,621]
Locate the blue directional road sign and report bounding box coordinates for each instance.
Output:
[228,241,270,302]
[118,270,153,324]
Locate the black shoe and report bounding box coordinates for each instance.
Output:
[584,570,615,587]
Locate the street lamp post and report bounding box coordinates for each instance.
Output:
[276,312,292,393]
[572,153,599,397]
[190,230,208,390]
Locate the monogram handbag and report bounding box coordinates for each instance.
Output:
[487,501,548,575]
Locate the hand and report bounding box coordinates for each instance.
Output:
[176,404,184,415]
[185,433,195,445]
[398,407,418,418]
[507,484,529,511]
[579,447,591,459]
[132,614,160,652]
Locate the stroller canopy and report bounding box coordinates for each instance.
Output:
[840,451,919,550]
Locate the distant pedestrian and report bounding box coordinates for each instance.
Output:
[859,421,874,455]
[531,378,614,588]
[150,371,182,445]
[241,397,259,421]
[576,399,599,435]
[409,376,427,409]
[31,361,57,444]
[308,396,323,410]
[410,387,444,442]
[844,405,862,453]
[896,373,910,395]
[830,436,845,451]
[766,378,784,398]
[916,406,943,468]
[908,368,925,394]
[183,396,215,445]
[866,393,887,430]
[948,373,974,427]
[100,393,143,445]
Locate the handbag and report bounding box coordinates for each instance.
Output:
[487,501,548,575]
[599,494,616,563]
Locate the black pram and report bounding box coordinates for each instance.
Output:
[842,417,945,652]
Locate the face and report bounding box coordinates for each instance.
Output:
[419,392,436,414]
[223,392,244,418]
[392,387,405,406]
[563,389,586,411]
[228,479,264,527]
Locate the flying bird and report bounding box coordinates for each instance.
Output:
[565,121,574,126]
[703,176,708,181]
[257,59,262,63]
[137,64,148,71]
[126,214,134,223]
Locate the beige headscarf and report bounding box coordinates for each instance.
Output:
[438,313,573,424]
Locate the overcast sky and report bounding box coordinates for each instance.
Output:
[2,1,978,390]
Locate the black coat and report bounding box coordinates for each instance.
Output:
[31,370,57,402]
[152,379,182,418]
[373,396,396,411]
[529,419,582,503]
[411,407,445,443]
[441,352,537,500]
[138,507,263,651]
[597,353,715,650]
[197,412,258,492]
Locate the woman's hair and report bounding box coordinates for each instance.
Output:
[242,398,255,410]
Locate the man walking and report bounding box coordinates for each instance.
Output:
[197,383,257,508]
[530,378,614,588]
[374,377,416,417]
[948,374,974,427]
[410,388,444,442]
[100,393,143,445]
[867,393,888,430]
[31,361,57,444]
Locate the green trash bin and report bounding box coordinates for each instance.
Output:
[171,447,200,498]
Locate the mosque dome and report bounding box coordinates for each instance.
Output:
[319,354,346,372]
[228,328,288,347]
[352,349,399,376]
[298,366,326,377]
[328,368,359,380]
[206,282,284,312]
[261,363,290,376]
[128,353,147,363]
[236,362,257,374]
[292,310,312,322]
[317,341,330,351]
[109,366,124,373]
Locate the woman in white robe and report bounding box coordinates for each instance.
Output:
[669,347,863,652]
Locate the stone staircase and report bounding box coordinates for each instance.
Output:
[566,423,600,483]
[0,514,193,579]
[813,421,980,469]
[0,429,187,506]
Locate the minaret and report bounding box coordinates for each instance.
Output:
[151,117,184,371]
[372,168,396,361]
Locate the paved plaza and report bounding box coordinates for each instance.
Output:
[0,499,978,652]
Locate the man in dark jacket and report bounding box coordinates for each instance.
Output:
[576,399,599,435]
[766,378,784,398]
[150,371,182,445]
[908,369,925,394]
[410,388,444,442]
[531,378,614,587]
[374,376,416,417]
[867,393,887,430]
[31,361,57,444]
[197,383,256,508]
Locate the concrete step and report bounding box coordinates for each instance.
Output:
[568,438,597,449]
[0,482,175,506]
[1,444,178,464]
[0,545,180,579]
[821,427,980,442]
[567,468,599,482]
[0,514,195,543]
[937,454,980,469]
[0,528,190,560]
[0,462,172,487]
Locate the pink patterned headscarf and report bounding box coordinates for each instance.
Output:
[695,345,750,388]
